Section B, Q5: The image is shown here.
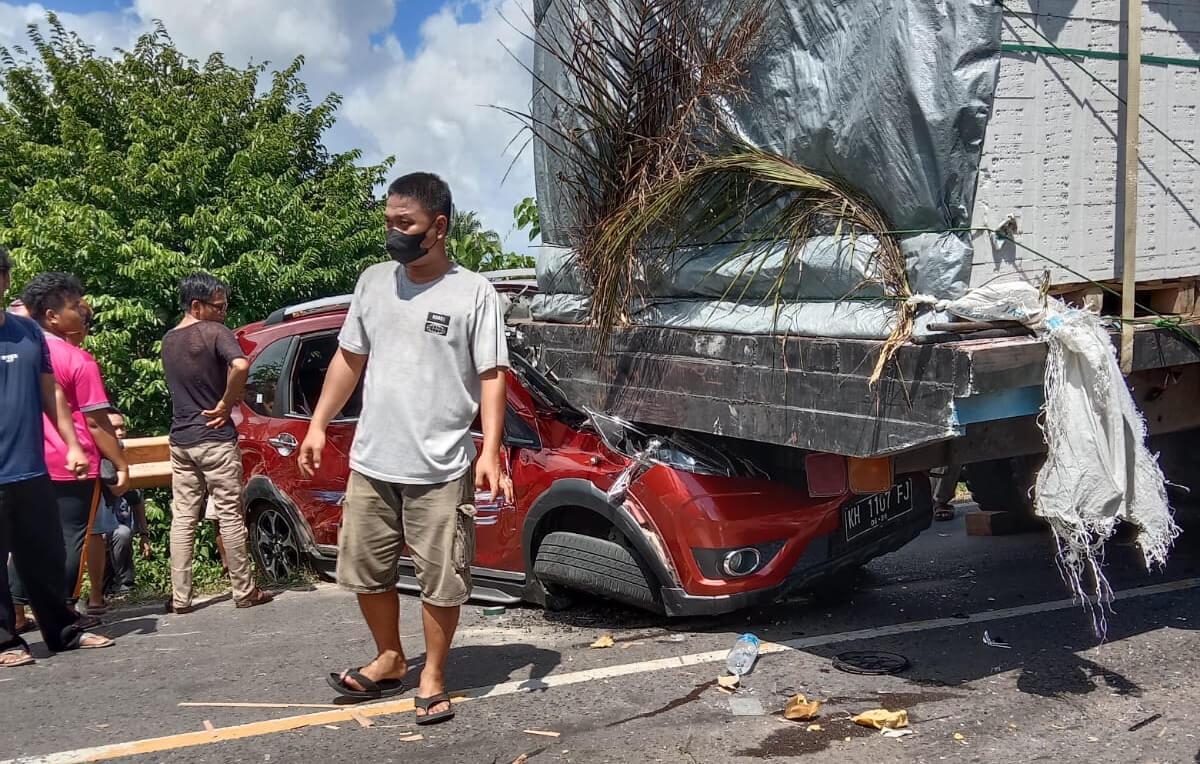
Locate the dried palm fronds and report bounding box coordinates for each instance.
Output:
[500,0,771,332]
[595,143,910,381]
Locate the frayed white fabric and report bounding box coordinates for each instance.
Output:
[944,282,1178,635]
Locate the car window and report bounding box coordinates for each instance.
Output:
[288,334,363,421]
[469,410,540,448]
[244,338,291,417]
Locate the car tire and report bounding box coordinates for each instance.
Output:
[533,531,662,613]
[247,501,309,580]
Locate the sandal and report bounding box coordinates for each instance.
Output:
[85,601,108,615]
[74,632,115,650]
[16,618,38,635]
[0,648,35,668]
[326,667,407,700]
[414,692,455,725]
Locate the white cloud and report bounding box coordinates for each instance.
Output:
[0,3,140,53]
[131,0,397,76]
[0,0,537,252]
[342,0,535,247]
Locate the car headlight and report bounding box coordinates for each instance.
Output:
[587,410,741,479]
[645,443,731,476]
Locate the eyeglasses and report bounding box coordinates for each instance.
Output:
[204,301,229,314]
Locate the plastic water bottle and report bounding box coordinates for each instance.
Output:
[725,633,760,676]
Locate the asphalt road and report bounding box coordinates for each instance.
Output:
[4,505,1200,764]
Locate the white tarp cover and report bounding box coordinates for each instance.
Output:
[944,282,1179,633]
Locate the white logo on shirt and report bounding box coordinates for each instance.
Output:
[1,353,17,364]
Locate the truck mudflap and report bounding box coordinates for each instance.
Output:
[660,476,932,617]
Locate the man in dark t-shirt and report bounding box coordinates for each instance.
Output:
[160,273,271,613]
[1,247,113,666]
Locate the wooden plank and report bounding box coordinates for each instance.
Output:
[1148,282,1196,316]
[549,375,956,458]
[122,435,170,465]
[965,511,1026,537]
[128,461,172,490]
[1058,285,1104,313]
[1119,0,1141,373]
[520,320,1200,459]
[540,346,956,428]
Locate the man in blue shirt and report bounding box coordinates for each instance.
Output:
[1,248,115,668]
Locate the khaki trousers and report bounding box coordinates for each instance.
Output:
[169,440,254,607]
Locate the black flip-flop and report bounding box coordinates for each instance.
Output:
[16,619,38,635]
[414,692,455,725]
[326,667,406,700]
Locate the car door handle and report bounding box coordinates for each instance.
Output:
[268,434,298,456]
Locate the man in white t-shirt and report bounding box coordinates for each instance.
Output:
[300,172,510,725]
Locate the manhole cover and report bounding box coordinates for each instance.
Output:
[832,650,910,675]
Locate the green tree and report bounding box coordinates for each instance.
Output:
[513,196,540,241]
[0,15,393,434]
[445,205,537,273]
[446,209,502,270]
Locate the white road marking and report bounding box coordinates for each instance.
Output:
[7,576,1197,764]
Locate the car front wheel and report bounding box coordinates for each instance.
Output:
[532,530,663,613]
[247,502,308,580]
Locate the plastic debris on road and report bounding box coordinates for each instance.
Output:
[851,709,909,730]
[589,635,615,649]
[784,694,821,721]
[982,630,1011,649]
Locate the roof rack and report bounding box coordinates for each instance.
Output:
[260,268,535,327]
[263,294,352,326]
[482,267,536,282]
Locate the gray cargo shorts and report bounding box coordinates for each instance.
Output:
[336,470,476,607]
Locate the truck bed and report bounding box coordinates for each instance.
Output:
[516,320,1200,470]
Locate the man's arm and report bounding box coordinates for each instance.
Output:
[475,369,510,502]
[85,411,129,495]
[202,357,250,428]
[298,348,367,477]
[40,373,89,478]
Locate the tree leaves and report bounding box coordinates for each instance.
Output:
[446,206,535,272]
[0,15,394,433]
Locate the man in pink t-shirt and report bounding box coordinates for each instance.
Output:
[7,273,129,625]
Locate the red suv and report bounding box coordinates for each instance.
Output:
[232,286,931,616]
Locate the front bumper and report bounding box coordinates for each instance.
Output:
[659,502,932,617]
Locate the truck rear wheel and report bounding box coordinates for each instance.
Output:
[533,531,663,613]
[964,455,1045,526]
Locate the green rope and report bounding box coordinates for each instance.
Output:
[996,0,1200,169]
[1001,43,1200,70]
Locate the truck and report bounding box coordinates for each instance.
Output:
[517,0,1200,544]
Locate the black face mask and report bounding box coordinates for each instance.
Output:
[386,227,432,265]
